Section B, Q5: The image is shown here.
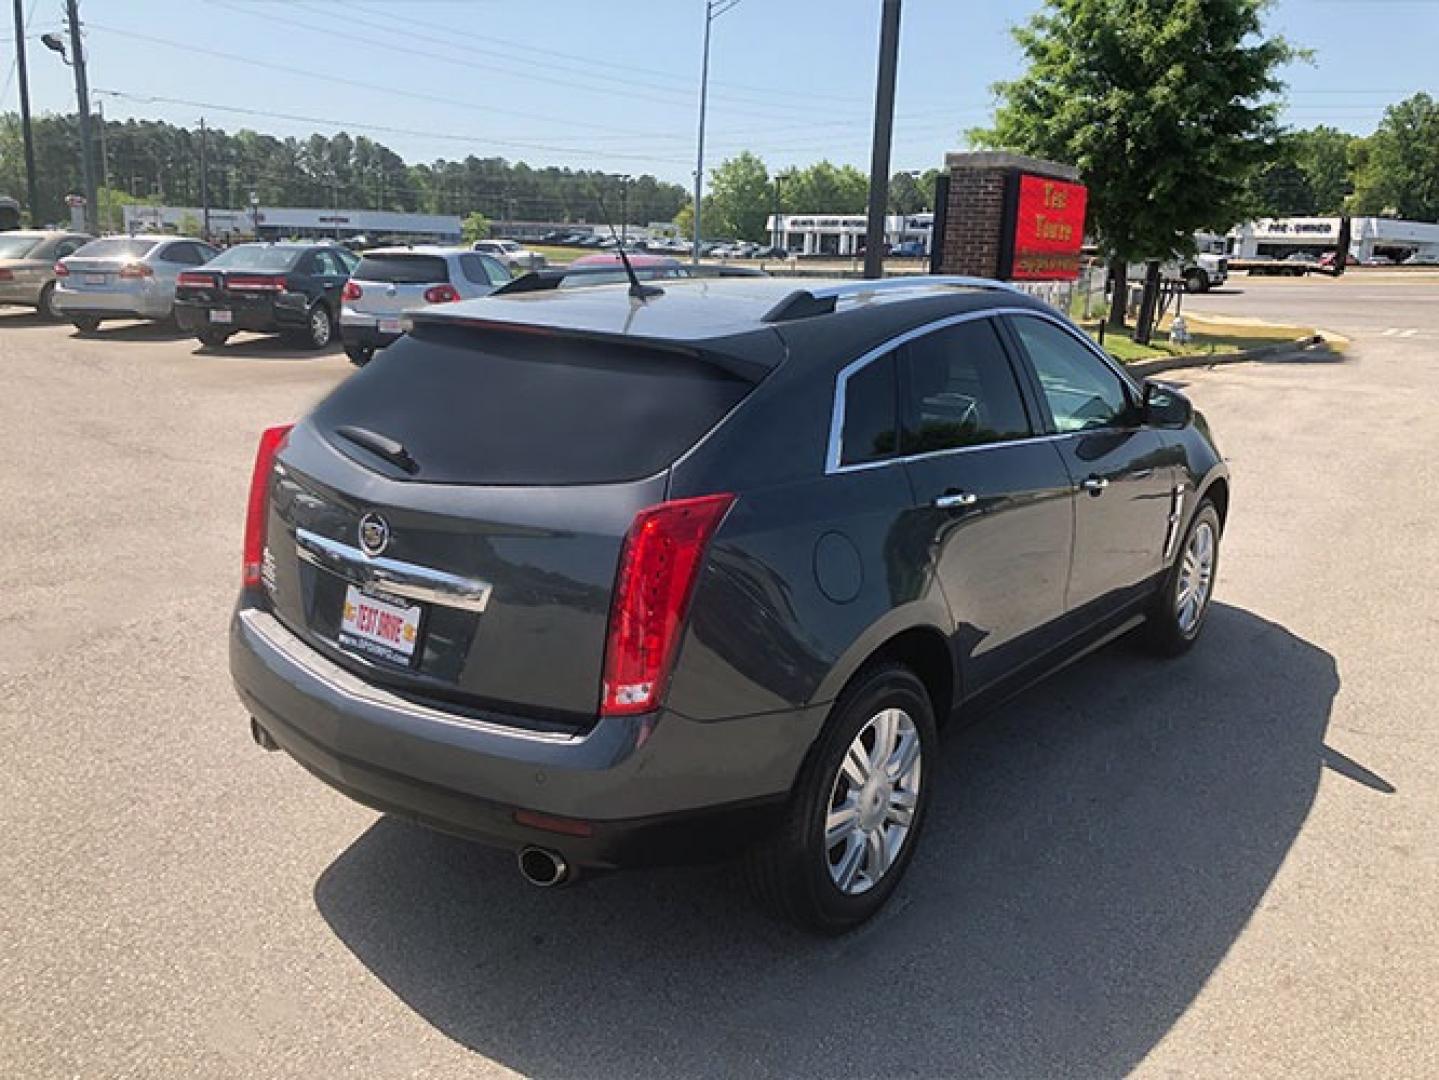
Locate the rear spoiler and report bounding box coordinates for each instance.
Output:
[493,264,766,296]
[405,312,777,384]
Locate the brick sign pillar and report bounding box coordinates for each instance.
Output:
[934,151,1084,280]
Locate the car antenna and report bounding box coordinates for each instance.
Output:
[595,189,663,300]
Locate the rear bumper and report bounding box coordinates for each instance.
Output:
[175,296,309,335]
[338,319,402,352]
[230,603,822,868]
[0,281,44,306]
[54,283,171,319]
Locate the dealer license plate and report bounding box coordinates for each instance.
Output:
[209,309,233,324]
[84,273,107,285]
[378,318,403,334]
[338,584,423,666]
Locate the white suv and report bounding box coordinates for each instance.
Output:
[339,247,512,365]
[472,239,546,272]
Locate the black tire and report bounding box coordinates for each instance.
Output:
[745,662,937,934]
[303,303,334,350]
[198,329,231,349]
[344,344,374,367]
[71,315,101,335]
[37,281,60,320]
[1140,500,1221,657]
[1184,269,1209,293]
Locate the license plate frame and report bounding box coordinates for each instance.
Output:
[378,317,404,335]
[337,584,424,667]
[83,272,107,285]
[209,308,233,324]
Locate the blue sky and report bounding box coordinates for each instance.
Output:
[7,0,1437,185]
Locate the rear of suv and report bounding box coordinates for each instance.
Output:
[338,247,512,365]
[231,275,1229,932]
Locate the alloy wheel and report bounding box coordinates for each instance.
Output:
[310,306,332,347]
[824,707,922,896]
[1176,520,1215,634]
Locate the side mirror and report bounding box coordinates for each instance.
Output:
[1142,380,1194,428]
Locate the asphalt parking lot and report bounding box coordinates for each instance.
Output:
[3,276,1437,1079]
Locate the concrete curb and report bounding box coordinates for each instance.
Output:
[1128,334,1327,377]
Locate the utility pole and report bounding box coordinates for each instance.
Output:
[692,0,739,264]
[863,0,902,280]
[618,174,631,245]
[199,117,210,240]
[772,171,789,251]
[12,0,39,222]
[65,0,97,234]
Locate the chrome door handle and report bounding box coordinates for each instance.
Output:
[934,491,978,510]
[1080,477,1110,493]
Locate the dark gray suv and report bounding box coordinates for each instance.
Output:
[230,275,1229,933]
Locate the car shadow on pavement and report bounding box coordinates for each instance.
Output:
[72,320,190,343]
[192,334,342,361]
[314,604,1346,1078]
[0,309,59,328]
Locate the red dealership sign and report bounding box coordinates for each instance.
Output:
[1003,173,1088,281]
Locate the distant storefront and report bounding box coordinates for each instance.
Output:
[1228,216,1439,262]
[122,204,462,244]
[765,213,934,256]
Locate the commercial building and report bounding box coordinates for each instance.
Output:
[121,204,462,244]
[1227,216,1439,262]
[765,213,934,256]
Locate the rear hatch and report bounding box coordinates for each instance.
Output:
[348,252,451,317]
[263,321,759,730]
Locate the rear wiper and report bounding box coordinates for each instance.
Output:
[333,425,419,475]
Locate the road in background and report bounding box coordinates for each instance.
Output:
[1,286,1436,1078]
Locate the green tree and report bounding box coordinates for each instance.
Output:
[673,201,694,239]
[1350,93,1439,220]
[707,152,772,241]
[888,171,924,215]
[1293,126,1357,214]
[972,0,1297,326]
[785,161,869,214]
[461,211,491,243]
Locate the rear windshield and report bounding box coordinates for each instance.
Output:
[73,237,160,259]
[311,323,753,485]
[355,254,449,284]
[206,246,301,271]
[0,235,44,259]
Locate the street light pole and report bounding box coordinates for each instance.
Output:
[64,0,97,234]
[12,0,40,223]
[863,0,902,280]
[692,0,739,264]
[617,174,631,245]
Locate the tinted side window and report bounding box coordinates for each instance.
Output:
[480,255,512,285]
[160,242,199,264]
[839,350,898,467]
[312,250,344,277]
[1010,315,1133,433]
[901,319,1031,453]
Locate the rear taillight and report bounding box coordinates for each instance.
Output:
[119,262,153,279]
[423,283,461,303]
[242,424,294,589]
[177,271,216,288]
[600,493,735,716]
[51,262,67,278]
[341,280,362,302]
[228,274,287,292]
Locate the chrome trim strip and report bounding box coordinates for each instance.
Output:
[825,305,1141,477]
[294,528,493,613]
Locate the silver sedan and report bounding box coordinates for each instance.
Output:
[54,235,219,332]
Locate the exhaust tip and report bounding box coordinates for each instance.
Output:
[518,846,569,888]
[250,717,279,752]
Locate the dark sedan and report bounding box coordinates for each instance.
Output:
[231,275,1228,933]
[175,242,359,349]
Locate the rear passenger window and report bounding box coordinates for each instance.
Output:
[901,319,1031,453]
[459,253,510,287]
[839,351,898,467]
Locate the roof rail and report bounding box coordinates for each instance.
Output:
[760,275,1023,323]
